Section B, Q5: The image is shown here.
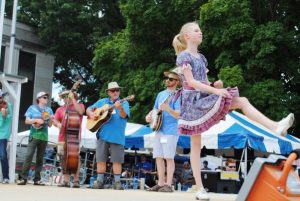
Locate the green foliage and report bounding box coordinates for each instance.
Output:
[14,0,125,105]
[14,0,300,135]
[242,80,290,120]
[200,0,299,135]
[93,0,204,123]
[218,65,245,88]
[200,0,255,48]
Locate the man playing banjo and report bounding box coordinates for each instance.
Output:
[145,68,180,192]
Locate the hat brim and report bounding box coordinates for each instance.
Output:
[59,90,70,98]
[36,93,49,99]
[106,87,122,91]
[163,71,172,77]
[164,70,180,75]
[163,71,180,79]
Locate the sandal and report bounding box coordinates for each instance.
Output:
[17,179,27,185]
[34,181,46,186]
[73,181,80,188]
[158,185,173,192]
[146,184,163,192]
[57,181,70,187]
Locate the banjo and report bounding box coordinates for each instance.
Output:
[149,94,173,131]
[149,109,163,131]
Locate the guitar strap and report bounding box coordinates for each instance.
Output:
[158,91,175,108]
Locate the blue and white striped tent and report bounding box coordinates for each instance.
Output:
[125,111,300,155]
[17,112,300,155]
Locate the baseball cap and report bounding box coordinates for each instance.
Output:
[36,91,49,99]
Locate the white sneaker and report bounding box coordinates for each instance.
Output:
[195,187,210,200]
[2,178,9,184]
[275,113,295,136]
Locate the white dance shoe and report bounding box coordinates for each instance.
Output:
[195,187,210,200]
[275,113,295,136]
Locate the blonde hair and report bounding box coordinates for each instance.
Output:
[172,22,199,55]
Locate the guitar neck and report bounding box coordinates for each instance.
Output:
[107,104,116,112]
[104,98,128,112]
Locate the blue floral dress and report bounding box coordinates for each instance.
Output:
[176,51,239,135]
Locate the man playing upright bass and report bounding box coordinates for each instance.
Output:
[53,90,85,188]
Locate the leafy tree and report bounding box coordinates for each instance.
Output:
[8,0,299,135]
[10,0,125,106]
[93,0,204,123]
[200,0,299,135]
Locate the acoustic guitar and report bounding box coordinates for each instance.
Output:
[86,95,134,132]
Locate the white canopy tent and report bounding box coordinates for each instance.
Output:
[17,116,144,149]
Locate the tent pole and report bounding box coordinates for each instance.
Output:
[244,147,248,179]
[238,148,245,173]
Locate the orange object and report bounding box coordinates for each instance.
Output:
[237,150,300,201]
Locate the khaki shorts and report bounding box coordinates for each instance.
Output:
[153,132,179,159]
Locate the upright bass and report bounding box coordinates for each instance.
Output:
[60,78,82,174]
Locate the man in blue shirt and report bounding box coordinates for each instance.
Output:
[87,82,130,190]
[146,69,180,192]
[135,154,155,187]
[18,91,53,185]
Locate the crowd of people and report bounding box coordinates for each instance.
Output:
[0,21,296,201]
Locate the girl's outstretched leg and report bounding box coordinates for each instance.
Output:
[230,97,294,136]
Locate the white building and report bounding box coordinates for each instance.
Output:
[1,18,55,131]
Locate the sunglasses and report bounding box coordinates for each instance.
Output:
[228,166,236,168]
[109,89,120,93]
[164,77,178,82]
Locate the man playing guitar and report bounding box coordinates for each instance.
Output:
[18,91,54,185]
[145,68,180,192]
[86,81,130,190]
[53,90,85,188]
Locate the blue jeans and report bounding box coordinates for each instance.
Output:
[0,139,9,179]
[182,183,192,191]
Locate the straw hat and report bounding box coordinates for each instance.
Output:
[163,67,180,78]
[59,90,78,99]
[106,82,122,91]
[59,90,70,98]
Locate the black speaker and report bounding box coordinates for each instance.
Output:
[217,180,238,193]
[201,171,219,192]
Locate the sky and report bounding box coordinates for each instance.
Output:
[52,82,63,105]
